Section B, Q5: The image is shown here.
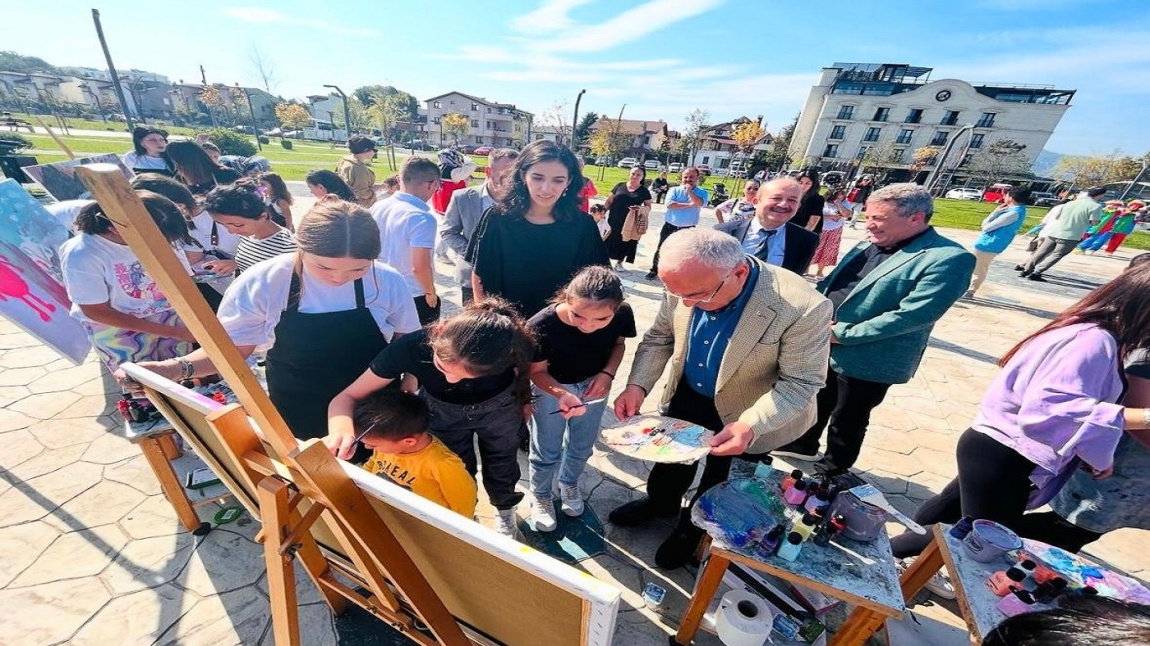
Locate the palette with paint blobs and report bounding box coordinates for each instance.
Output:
[600,415,714,463]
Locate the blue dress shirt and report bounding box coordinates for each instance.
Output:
[740,221,787,268]
[682,260,760,397]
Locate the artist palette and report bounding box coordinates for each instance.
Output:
[691,478,788,548]
[600,415,713,463]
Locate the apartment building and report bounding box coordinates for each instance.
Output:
[425,91,532,148]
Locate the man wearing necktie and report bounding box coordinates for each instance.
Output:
[714,178,819,275]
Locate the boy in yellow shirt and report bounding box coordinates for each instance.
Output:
[355,390,477,518]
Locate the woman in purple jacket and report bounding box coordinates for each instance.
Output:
[891,262,1150,558]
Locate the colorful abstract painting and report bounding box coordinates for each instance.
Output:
[1021,541,1150,605]
[600,415,713,463]
[22,153,133,201]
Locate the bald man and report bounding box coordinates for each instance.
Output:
[714,178,819,275]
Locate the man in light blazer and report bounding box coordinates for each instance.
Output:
[611,228,832,569]
[714,177,819,276]
[439,148,518,303]
[775,183,974,475]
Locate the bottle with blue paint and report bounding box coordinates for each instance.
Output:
[777,532,804,562]
[950,516,975,539]
[757,525,786,559]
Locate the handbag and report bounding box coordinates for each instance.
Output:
[621,206,650,242]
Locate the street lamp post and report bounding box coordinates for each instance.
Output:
[235,83,262,151]
[323,84,352,141]
[570,88,586,150]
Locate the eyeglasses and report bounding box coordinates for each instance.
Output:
[667,270,733,304]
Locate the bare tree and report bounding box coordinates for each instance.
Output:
[538,100,571,145]
[966,139,1029,188]
[249,44,278,94]
[679,108,710,166]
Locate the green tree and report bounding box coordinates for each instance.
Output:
[353,85,418,120]
[573,112,598,148]
[763,113,798,170]
[205,127,256,156]
[441,112,470,144]
[366,92,404,170]
[274,102,312,136]
[0,51,58,74]
[588,120,629,180]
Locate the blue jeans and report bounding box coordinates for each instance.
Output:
[529,378,606,498]
[1078,231,1112,251]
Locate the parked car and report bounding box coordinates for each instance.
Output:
[407,139,435,151]
[617,157,639,168]
[696,164,712,176]
[1031,191,1061,207]
[262,128,285,137]
[945,187,983,200]
[594,156,611,166]
[473,146,493,155]
[643,159,661,170]
[668,162,683,173]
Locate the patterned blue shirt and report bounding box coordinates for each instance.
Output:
[682,259,760,397]
[664,185,709,227]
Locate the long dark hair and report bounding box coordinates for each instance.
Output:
[552,265,625,310]
[260,172,293,205]
[166,141,227,185]
[131,126,168,156]
[494,139,584,222]
[800,168,821,198]
[428,297,537,407]
[305,169,356,202]
[1000,262,1150,366]
[75,190,189,244]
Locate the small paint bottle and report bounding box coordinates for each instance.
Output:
[781,469,803,493]
[117,394,133,422]
[812,515,844,547]
[1032,563,1059,586]
[987,567,1027,596]
[804,489,831,515]
[792,513,820,542]
[950,516,975,539]
[997,589,1036,617]
[776,532,804,562]
[757,525,786,559]
[783,479,808,506]
[1017,559,1038,585]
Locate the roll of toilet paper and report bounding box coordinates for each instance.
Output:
[715,589,773,646]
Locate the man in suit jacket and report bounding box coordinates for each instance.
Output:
[611,228,831,569]
[714,177,819,275]
[439,148,519,303]
[776,183,975,475]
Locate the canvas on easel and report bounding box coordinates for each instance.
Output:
[78,164,619,646]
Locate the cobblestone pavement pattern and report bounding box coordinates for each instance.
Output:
[0,193,1145,645]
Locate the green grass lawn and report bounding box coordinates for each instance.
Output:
[930,198,1149,250]
[6,111,199,136]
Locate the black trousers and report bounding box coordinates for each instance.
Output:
[785,364,891,469]
[649,222,693,273]
[890,428,1038,557]
[414,295,442,326]
[646,382,768,521]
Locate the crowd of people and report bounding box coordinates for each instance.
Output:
[46,123,1150,612]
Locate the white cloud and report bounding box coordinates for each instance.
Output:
[510,0,597,34]
[223,7,379,38]
[536,0,727,53]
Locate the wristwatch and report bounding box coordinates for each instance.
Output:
[1143,407,1150,428]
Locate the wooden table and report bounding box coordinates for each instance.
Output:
[901,524,1150,644]
[673,472,906,646]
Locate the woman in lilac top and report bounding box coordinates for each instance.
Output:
[891,263,1150,557]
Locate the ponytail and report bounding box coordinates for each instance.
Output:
[428,297,537,407]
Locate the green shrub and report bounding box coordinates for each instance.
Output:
[281,139,293,150]
[205,128,257,156]
[257,136,269,145]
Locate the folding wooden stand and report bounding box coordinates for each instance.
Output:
[79,165,469,646]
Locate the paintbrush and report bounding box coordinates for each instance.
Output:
[549,397,607,415]
[849,483,927,534]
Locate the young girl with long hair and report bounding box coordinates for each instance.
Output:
[467,139,609,317]
[200,182,296,276]
[165,141,241,195]
[259,172,295,231]
[527,266,636,531]
[61,193,196,373]
[890,262,1150,560]
[811,188,851,277]
[327,298,537,537]
[123,126,174,175]
[305,169,357,202]
[790,168,825,232]
[130,200,419,440]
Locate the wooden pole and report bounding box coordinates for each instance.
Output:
[32,116,75,159]
[90,9,135,132]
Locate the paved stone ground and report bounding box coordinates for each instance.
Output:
[1,196,1145,645]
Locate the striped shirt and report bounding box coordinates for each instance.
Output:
[235,228,297,275]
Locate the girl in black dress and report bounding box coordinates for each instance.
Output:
[790,168,825,233]
[603,166,652,269]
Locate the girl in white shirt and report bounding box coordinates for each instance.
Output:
[60,193,196,373]
[129,200,420,441]
[122,126,175,176]
[715,180,760,223]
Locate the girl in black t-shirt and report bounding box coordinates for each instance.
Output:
[327,298,536,538]
[526,266,636,532]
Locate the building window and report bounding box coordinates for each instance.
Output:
[487,107,492,113]
[450,100,456,106]
[931,131,950,146]
[829,125,846,140]
[896,129,913,144]
[475,136,483,144]
[905,109,923,124]
[644,135,651,145]
[856,146,869,159]
[433,101,441,109]
[432,117,441,124]
[836,105,854,120]
[941,110,960,126]
[471,102,479,111]
[873,107,890,122]
[976,112,996,128]
[470,119,479,128]
[970,133,985,149]
[823,144,839,158]
[893,148,906,163]
[863,127,881,142]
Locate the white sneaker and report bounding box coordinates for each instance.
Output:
[614,261,625,271]
[530,496,557,532]
[558,483,585,517]
[898,557,957,600]
[495,508,521,538]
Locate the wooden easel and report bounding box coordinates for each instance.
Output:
[77,164,470,646]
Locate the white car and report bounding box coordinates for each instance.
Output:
[668,162,683,172]
[617,157,639,168]
[643,159,661,170]
[945,187,983,200]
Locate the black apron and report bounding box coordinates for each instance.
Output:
[265,273,387,440]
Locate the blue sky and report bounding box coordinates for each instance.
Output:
[7,0,1148,156]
